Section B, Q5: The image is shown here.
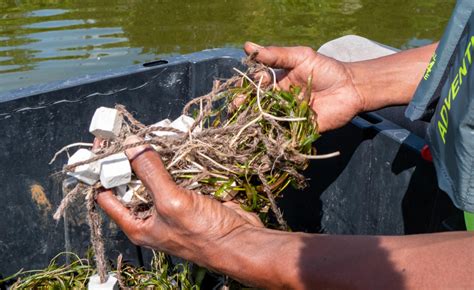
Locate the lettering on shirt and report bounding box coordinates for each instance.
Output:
[437,36,474,144]
[424,53,437,80]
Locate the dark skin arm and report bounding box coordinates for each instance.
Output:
[96,42,473,289]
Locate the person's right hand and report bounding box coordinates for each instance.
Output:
[94,136,263,274]
[244,42,365,132]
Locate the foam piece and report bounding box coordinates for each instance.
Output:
[67,149,100,185]
[187,181,200,190]
[122,189,134,203]
[89,107,123,140]
[128,180,142,189]
[100,153,131,189]
[114,185,127,198]
[150,118,174,137]
[87,274,118,290]
[170,115,198,133]
[62,176,79,191]
[122,180,142,203]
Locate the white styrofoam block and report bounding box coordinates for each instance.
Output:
[122,180,142,203]
[122,189,134,203]
[88,273,118,290]
[170,115,197,133]
[89,107,123,140]
[157,118,172,126]
[100,153,131,189]
[187,181,200,190]
[114,184,127,197]
[67,149,100,185]
[150,118,175,137]
[128,180,142,189]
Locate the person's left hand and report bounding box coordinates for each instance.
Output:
[243,42,364,132]
[94,136,263,267]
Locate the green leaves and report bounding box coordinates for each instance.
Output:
[3,252,93,289]
[301,132,320,153]
[4,250,201,289]
[190,79,320,220]
[214,179,235,199]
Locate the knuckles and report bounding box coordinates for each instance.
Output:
[156,189,189,216]
[126,222,152,246]
[300,46,316,55]
[295,46,317,59]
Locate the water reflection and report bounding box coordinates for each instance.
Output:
[25,9,68,18]
[24,19,86,29]
[0,0,456,93]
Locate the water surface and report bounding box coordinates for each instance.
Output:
[0,0,456,93]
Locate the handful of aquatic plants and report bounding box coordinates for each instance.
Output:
[54,60,337,283]
[61,63,335,229]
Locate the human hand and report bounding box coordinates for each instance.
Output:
[244,42,365,132]
[94,136,263,268]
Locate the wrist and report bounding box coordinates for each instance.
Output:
[198,225,300,288]
[343,43,437,112]
[343,61,369,113]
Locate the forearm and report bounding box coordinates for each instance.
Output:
[297,231,473,289]
[346,42,438,112]
[196,225,300,288]
[198,227,473,289]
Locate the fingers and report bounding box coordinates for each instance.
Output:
[251,71,272,87]
[310,94,357,133]
[231,94,247,108]
[244,41,311,70]
[92,137,105,153]
[123,135,180,203]
[92,137,102,149]
[96,190,141,232]
[93,137,142,232]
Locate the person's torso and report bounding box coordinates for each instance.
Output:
[406,0,474,213]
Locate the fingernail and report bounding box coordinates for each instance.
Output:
[124,135,149,160]
[248,41,263,49]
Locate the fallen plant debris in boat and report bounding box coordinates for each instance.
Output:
[50,56,339,287]
[0,251,200,289]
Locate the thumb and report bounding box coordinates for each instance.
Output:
[244,41,310,69]
[124,135,180,203]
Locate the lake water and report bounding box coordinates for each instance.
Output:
[0,0,455,93]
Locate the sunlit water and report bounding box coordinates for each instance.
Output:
[0,0,455,93]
